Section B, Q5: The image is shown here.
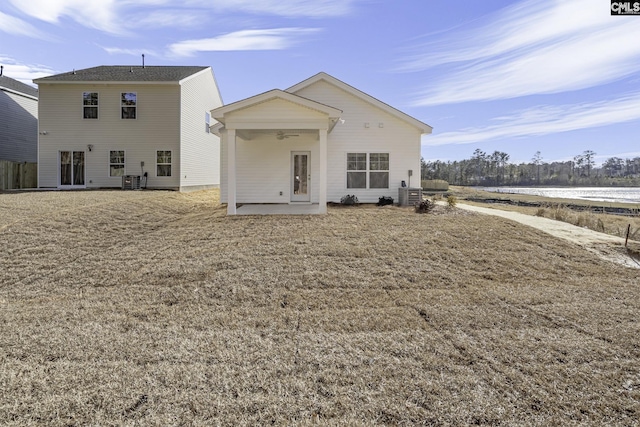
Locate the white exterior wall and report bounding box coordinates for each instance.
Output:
[224,134,319,203]
[293,80,423,203]
[0,89,38,163]
[220,98,329,203]
[179,69,223,191]
[38,83,181,189]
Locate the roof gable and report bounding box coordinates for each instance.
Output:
[33,66,210,84]
[211,89,342,124]
[287,72,432,134]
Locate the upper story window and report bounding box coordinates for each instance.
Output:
[121,92,137,119]
[83,92,98,119]
[205,112,211,133]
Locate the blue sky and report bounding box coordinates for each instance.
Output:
[1,0,639,165]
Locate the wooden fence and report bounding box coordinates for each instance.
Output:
[0,160,37,190]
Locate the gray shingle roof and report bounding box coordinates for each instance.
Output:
[33,66,209,83]
[0,75,39,98]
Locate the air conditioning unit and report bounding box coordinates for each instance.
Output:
[398,187,422,206]
[122,175,141,190]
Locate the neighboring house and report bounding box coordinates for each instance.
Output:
[211,72,432,214]
[0,71,38,163]
[34,65,222,191]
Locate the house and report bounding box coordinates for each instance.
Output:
[0,69,38,163]
[34,65,222,191]
[211,72,432,214]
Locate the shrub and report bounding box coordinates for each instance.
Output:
[446,195,457,208]
[415,199,435,214]
[340,194,359,205]
[377,196,394,206]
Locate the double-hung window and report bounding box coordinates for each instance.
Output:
[83,92,98,119]
[205,112,211,133]
[121,92,137,119]
[369,153,389,188]
[157,150,172,176]
[109,150,125,177]
[347,153,389,189]
[347,153,367,188]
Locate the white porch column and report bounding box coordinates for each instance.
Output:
[227,128,237,215]
[319,128,328,214]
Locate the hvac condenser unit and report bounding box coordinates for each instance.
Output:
[122,175,141,190]
[398,187,422,206]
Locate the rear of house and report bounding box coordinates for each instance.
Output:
[34,66,222,190]
[289,74,428,203]
[214,72,431,214]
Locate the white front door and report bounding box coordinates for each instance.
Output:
[291,151,310,202]
[59,151,86,188]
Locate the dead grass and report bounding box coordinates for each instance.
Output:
[450,186,640,242]
[1,189,640,425]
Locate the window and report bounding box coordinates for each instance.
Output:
[205,112,211,133]
[121,92,137,119]
[369,153,389,188]
[83,92,98,119]
[347,153,366,188]
[157,150,172,176]
[109,150,125,177]
[347,153,389,189]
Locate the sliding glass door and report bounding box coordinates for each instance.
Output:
[59,151,85,187]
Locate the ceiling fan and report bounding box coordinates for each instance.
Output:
[276,131,299,140]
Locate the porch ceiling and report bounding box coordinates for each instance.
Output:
[236,128,319,141]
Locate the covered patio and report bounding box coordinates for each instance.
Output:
[211,90,342,215]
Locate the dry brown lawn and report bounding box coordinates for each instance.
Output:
[1,189,639,426]
[448,186,640,244]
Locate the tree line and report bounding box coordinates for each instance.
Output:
[422,149,640,187]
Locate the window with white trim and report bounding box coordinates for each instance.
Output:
[205,111,211,133]
[347,153,389,189]
[369,153,389,188]
[347,153,367,188]
[121,92,137,119]
[109,150,125,177]
[83,92,98,119]
[157,150,172,176]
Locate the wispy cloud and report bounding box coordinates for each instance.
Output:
[133,9,203,29]
[404,0,640,106]
[8,0,123,34]
[102,47,159,57]
[168,28,320,57]
[5,0,359,35]
[0,56,56,85]
[0,11,48,38]
[204,0,359,17]
[424,93,640,146]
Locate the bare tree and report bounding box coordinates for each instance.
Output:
[532,151,543,184]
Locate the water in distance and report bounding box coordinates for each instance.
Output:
[480,187,640,204]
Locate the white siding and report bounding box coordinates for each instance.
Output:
[219,97,330,204]
[293,80,423,203]
[223,133,319,204]
[179,68,223,191]
[0,89,38,163]
[38,83,181,189]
